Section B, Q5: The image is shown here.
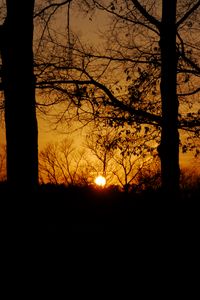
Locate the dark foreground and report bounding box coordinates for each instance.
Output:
[0,183,199,235]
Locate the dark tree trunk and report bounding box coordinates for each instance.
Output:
[159,0,180,197]
[1,0,38,191]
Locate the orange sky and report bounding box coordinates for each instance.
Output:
[0,2,199,176]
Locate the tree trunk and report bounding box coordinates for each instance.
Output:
[1,0,38,192]
[159,0,180,197]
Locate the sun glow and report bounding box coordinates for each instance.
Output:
[94,175,106,187]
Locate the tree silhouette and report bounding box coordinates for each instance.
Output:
[35,0,200,197]
[85,123,157,191]
[1,0,199,197]
[0,144,6,181]
[0,0,38,191]
[39,138,92,186]
[159,0,179,195]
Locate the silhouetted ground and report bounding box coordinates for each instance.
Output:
[0,182,199,235]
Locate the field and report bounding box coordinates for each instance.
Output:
[0,183,199,234]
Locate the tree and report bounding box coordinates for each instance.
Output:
[85,123,158,191]
[158,0,200,195]
[112,140,155,193]
[159,0,179,195]
[0,144,6,181]
[0,0,72,191]
[2,1,197,194]
[0,0,38,191]
[35,0,200,197]
[85,126,116,182]
[39,138,92,186]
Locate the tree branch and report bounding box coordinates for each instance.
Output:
[131,0,160,29]
[180,52,200,74]
[36,77,161,126]
[34,0,71,18]
[176,0,200,28]
[37,74,200,130]
[178,87,200,97]
[92,0,159,35]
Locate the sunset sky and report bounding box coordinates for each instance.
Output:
[37,2,200,174]
[0,0,199,181]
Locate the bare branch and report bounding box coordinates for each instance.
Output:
[177,0,200,28]
[131,0,160,29]
[34,0,71,18]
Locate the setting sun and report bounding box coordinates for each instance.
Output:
[94,175,106,187]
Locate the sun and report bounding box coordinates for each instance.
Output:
[94,175,106,187]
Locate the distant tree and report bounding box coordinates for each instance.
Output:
[39,138,92,185]
[135,159,161,192]
[112,143,156,193]
[180,167,200,192]
[85,123,158,191]
[85,126,116,183]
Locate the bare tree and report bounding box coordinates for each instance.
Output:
[112,147,154,193]
[85,123,158,191]
[135,158,161,192]
[39,138,93,185]
[85,126,117,183]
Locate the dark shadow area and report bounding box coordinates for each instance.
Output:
[0,181,199,236]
